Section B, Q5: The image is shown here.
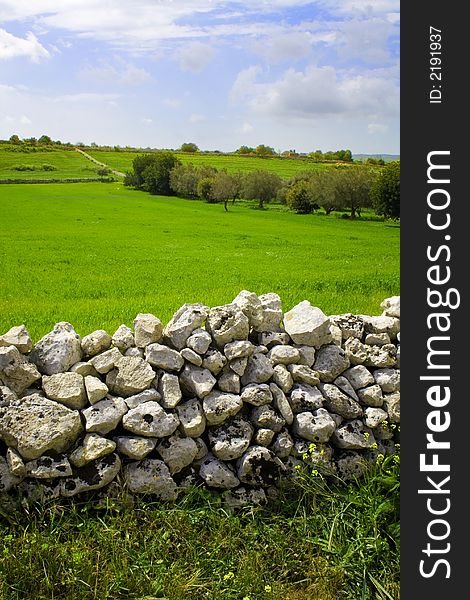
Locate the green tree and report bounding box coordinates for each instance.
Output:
[332,166,377,218]
[371,160,400,219]
[38,135,52,145]
[197,177,215,202]
[211,171,244,211]
[9,134,21,145]
[286,180,315,214]
[180,142,199,153]
[125,152,181,195]
[236,145,255,154]
[243,170,282,209]
[170,163,200,198]
[255,144,276,157]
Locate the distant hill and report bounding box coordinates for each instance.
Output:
[353,154,399,163]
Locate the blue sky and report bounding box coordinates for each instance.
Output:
[0,1,399,154]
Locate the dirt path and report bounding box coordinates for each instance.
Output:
[75,148,126,178]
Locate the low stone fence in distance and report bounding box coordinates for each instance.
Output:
[0,291,400,509]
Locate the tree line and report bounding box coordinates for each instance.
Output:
[123,152,399,219]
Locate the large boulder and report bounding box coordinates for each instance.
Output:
[0,345,41,395]
[283,301,331,347]
[0,394,83,460]
[163,304,209,350]
[30,322,82,375]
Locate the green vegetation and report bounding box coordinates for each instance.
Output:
[87,150,333,179]
[371,161,400,220]
[0,455,400,600]
[0,183,399,342]
[0,147,103,180]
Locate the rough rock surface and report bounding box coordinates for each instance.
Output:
[0,292,400,506]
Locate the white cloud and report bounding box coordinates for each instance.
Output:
[141,117,153,124]
[241,122,254,133]
[177,41,215,72]
[79,62,153,85]
[232,64,399,120]
[336,18,395,64]
[54,92,120,103]
[0,28,50,62]
[19,115,32,124]
[252,31,313,64]
[163,98,182,108]
[189,113,206,123]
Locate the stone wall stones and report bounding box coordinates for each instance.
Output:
[0,291,400,507]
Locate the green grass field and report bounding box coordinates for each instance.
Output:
[0,148,101,180]
[1,180,400,599]
[87,150,333,178]
[0,182,399,341]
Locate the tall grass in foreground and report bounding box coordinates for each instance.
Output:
[0,455,399,600]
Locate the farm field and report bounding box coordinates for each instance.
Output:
[0,182,399,341]
[87,149,334,178]
[0,148,100,180]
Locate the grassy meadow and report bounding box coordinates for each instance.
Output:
[87,150,333,178]
[0,148,100,180]
[0,182,399,341]
[0,179,400,599]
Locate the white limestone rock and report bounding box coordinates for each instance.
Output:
[163,303,209,350]
[81,396,128,435]
[250,405,285,432]
[313,345,350,383]
[84,375,109,405]
[145,343,184,371]
[202,349,227,375]
[0,325,32,354]
[380,296,400,318]
[25,455,72,478]
[158,372,182,409]
[124,388,161,409]
[81,330,112,357]
[180,347,203,366]
[343,365,375,390]
[0,345,41,395]
[113,435,157,460]
[133,313,163,348]
[357,384,384,407]
[240,353,274,386]
[69,433,116,467]
[269,382,294,425]
[289,383,323,414]
[30,322,82,375]
[267,345,301,365]
[331,420,376,450]
[206,304,250,347]
[272,364,294,393]
[179,364,216,399]
[208,416,254,460]
[241,383,272,407]
[112,324,135,352]
[61,453,121,497]
[1,455,23,492]
[42,372,87,409]
[6,447,26,478]
[237,446,285,486]
[0,394,83,460]
[218,370,241,394]
[176,398,206,438]
[123,458,178,500]
[318,383,363,419]
[106,356,155,397]
[373,368,400,392]
[198,455,240,489]
[292,409,336,443]
[287,364,320,386]
[156,435,198,474]
[283,301,331,347]
[122,401,179,437]
[202,390,243,425]
[186,328,212,355]
[89,347,123,374]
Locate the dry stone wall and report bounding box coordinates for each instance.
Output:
[0,291,400,508]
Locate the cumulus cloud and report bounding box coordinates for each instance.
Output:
[0,28,50,62]
[232,64,399,120]
[79,62,153,85]
[336,18,395,64]
[177,41,215,72]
